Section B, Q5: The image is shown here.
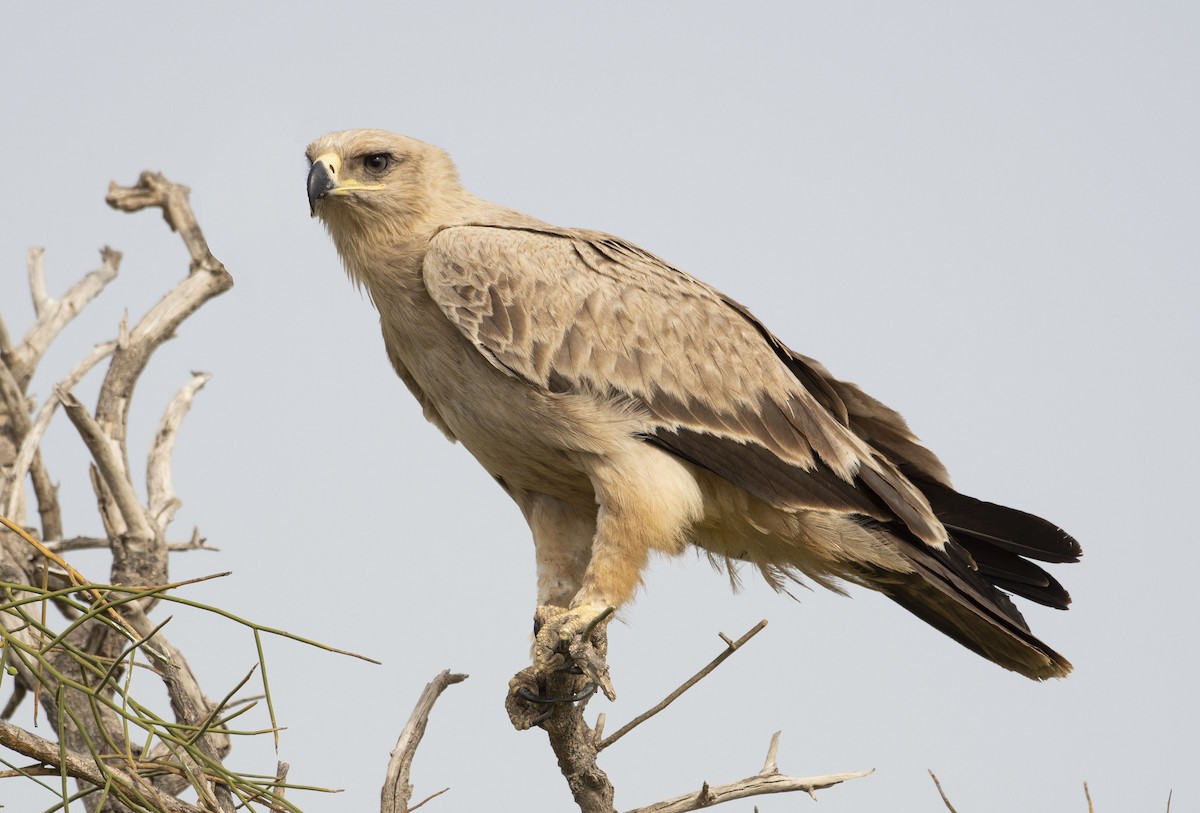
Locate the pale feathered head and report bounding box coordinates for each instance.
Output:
[306,129,465,235]
[306,129,469,289]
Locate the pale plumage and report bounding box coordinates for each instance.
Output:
[307,129,1081,680]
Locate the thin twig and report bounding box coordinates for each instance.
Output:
[28,246,50,317]
[408,787,450,812]
[147,371,212,535]
[1084,781,1093,813]
[599,620,768,750]
[266,762,291,813]
[930,770,958,813]
[760,731,781,775]
[381,670,468,813]
[7,247,121,388]
[623,732,871,813]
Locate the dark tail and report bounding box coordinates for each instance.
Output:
[864,472,1081,679]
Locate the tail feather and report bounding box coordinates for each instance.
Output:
[858,476,1080,679]
[864,534,1073,679]
[904,468,1082,564]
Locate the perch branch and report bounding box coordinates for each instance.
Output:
[624,732,871,813]
[381,670,468,813]
[600,620,768,750]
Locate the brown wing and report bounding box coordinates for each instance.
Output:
[423,224,947,546]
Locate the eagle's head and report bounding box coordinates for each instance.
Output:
[306,129,467,289]
[306,129,464,233]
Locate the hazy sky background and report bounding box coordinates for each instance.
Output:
[3,2,1197,811]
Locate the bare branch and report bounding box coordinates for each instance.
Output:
[408,787,450,812]
[600,620,768,751]
[760,730,781,775]
[93,173,232,590]
[381,670,468,813]
[0,360,33,525]
[265,762,290,813]
[1085,781,1094,813]
[58,388,155,548]
[147,372,211,535]
[8,247,121,388]
[624,733,871,813]
[27,453,62,544]
[2,341,117,519]
[0,332,64,541]
[28,246,50,317]
[0,717,203,813]
[40,531,216,554]
[930,770,959,813]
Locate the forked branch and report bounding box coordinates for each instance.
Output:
[625,732,871,813]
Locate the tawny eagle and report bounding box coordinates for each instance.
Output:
[307,129,1080,681]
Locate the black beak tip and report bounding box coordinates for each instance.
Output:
[307,162,335,217]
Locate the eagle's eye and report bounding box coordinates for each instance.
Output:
[363,153,393,174]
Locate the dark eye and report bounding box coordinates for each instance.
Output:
[363,153,392,173]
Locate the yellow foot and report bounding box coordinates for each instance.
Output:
[505,604,615,731]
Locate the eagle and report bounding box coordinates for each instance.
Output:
[306,129,1080,683]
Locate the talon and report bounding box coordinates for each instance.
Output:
[515,683,597,705]
[515,687,557,705]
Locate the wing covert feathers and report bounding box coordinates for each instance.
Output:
[424,224,945,545]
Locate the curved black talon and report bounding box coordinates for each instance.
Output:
[528,707,554,727]
[515,682,597,706]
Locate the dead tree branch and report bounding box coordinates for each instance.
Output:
[0,171,239,813]
[82,173,232,590]
[504,617,868,813]
[381,670,468,813]
[147,372,211,536]
[0,717,203,813]
[3,246,121,389]
[1,341,117,522]
[599,620,767,751]
[930,769,959,812]
[625,732,871,813]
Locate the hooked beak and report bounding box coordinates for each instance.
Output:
[307,156,337,216]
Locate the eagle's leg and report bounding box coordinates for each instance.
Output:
[531,445,705,698]
[505,492,603,728]
[517,492,596,608]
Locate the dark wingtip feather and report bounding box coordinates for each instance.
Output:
[902,466,1082,564]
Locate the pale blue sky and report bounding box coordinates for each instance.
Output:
[2,3,1197,811]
